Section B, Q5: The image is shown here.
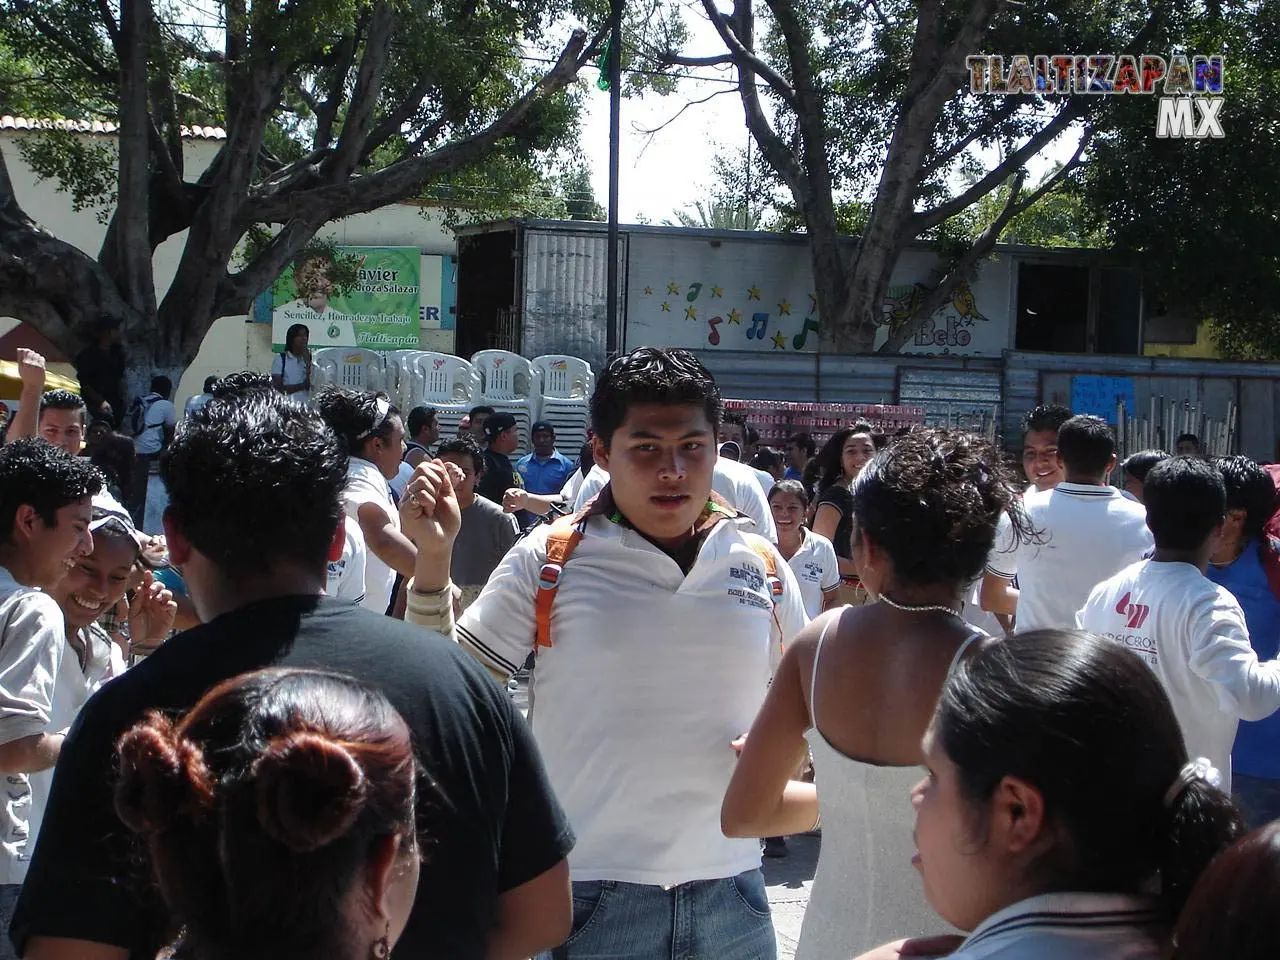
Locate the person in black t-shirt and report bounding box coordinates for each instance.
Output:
[812,423,877,605]
[476,412,521,504]
[12,385,574,960]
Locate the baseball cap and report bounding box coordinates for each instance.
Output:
[531,421,555,435]
[484,412,518,440]
[89,492,146,551]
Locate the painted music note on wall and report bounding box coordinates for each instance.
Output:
[686,282,704,302]
[792,317,820,350]
[746,313,769,340]
[707,315,723,346]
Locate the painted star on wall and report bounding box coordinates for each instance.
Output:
[711,285,724,298]
[747,286,761,300]
[727,308,742,324]
[685,305,697,320]
[778,300,792,315]
[667,281,681,295]
[771,331,787,349]
[643,286,653,296]
[660,302,671,312]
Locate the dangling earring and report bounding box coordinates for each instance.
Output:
[370,920,391,959]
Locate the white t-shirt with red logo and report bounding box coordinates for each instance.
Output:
[1077,559,1280,790]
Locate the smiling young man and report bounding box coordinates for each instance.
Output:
[455,347,807,960]
[1020,403,1072,494]
[0,439,100,957]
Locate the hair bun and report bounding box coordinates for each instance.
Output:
[115,712,214,834]
[254,731,367,852]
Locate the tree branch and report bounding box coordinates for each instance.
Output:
[912,100,1086,233]
[314,31,360,151]
[326,1,395,180]
[14,2,116,85]
[919,98,1023,179]
[94,0,122,49]
[633,88,739,135]
[656,52,735,68]
[108,0,157,318]
[699,0,796,107]
[247,28,597,224]
[880,170,1027,354]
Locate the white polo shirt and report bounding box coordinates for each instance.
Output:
[1078,560,1280,790]
[456,504,808,887]
[986,482,1152,632]
[326,515,368,606]
[343,458,399,613]
[785,528,840,619]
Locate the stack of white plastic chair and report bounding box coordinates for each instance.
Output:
[383,350,428,411]
[311,347,387,394]
[408,352,480,440]
[532,355,594,457]
[470,350,538,456]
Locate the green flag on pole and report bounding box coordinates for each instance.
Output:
[596,34,614,91]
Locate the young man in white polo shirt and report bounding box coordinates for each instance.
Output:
[1078,456,1280,789]
[457,347,807,959]
[984,414,1152,632]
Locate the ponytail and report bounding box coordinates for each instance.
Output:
[1160,774,1245,920]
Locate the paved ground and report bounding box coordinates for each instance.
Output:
[762,834,820,959]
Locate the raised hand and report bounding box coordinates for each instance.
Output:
[400,460,462,555]
[16,348,47,390]
[502,488,529,514]
[128,569,178,645]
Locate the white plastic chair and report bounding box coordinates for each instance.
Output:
[384,350,428,411]
[403,352,479,441]
[311,348,385,394]
[472,350,538,455]
[533,355,595,400]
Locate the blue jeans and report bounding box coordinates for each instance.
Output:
[1233,773,1280,828]
[0,884,21,960]
[541,869,776,960]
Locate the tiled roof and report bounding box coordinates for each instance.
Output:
[0,115,227,140]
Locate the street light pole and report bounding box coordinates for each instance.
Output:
[604,0,622,359]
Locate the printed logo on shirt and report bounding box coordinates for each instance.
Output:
[727,564,773,611]
[801,560,824,584]
[1115,591,1151,629]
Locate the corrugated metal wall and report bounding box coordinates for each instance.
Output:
[693,350,1002,409]
[1002,350,1279,459]
[520,229,621,368]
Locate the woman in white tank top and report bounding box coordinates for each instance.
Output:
[722,429,1027,958]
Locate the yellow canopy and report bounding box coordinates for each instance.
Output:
[0,362,81,401]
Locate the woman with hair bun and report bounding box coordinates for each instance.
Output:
[855,629,1244,959]
[115,668,420,960]
[722,428,1026,957]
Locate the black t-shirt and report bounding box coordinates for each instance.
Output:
[477,449,519,505]
[12,596,574,960]
[817,483,855,560]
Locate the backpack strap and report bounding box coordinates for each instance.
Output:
[744,534,785,650]
[534,514,587,649]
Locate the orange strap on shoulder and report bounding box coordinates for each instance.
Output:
[747,539,785,647]
[534,520,585,649]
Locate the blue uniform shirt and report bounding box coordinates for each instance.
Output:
[516,450,575,495]
[1206,539,1280,779]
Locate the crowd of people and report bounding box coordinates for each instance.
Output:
[0,341,1277,960]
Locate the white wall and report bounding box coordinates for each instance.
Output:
[0,130,458,410]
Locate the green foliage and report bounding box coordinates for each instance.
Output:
[664,199,763,230]
[1080,0,1280,359]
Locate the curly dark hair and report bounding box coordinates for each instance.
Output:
[38,388,87,420]
[0,437,103,540]
[589,347,722,445]
[850,428,1026,586]
[212,371,274,399]
[159,390,346,578]
[1021,403,1072,437]
[816,421,876,493]
[315,388,401,459]
[1215,455,1278,543]
[435,437,484,475]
